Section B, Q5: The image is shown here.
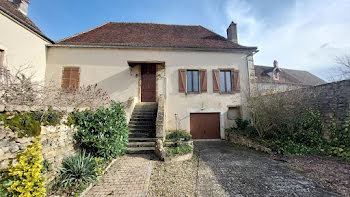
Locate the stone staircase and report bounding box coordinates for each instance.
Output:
[127,103,157,154]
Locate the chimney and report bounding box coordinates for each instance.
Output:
[227,21,238,43]
[13,0,30,16]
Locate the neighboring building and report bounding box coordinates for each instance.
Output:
[0,0,53,82]
[255,60,325,94]
[46,22,258,139]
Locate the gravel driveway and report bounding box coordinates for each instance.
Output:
[195,141,343,197]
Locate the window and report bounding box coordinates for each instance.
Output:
[186,70,199,92]
[220,70,231,93]
[61,67,80,90]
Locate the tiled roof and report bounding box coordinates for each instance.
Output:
[255,65,325,86]
[0,0,53,42]
[58,22,257,50]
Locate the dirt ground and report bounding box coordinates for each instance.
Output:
[284,155,350,197]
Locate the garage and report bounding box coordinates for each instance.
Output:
[190,113,221,139]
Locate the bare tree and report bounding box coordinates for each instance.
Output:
[333,55,350,80]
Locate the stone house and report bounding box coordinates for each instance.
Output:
[255,60,325,94]
[0,0,53,82]
[1,0,260,145]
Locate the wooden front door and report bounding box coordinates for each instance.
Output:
[141,64,156,102]
[190,113,221,139]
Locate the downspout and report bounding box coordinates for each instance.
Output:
[246,50,259,96]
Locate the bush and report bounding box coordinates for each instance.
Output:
[56,151,103,191]
[30,107,63,126]
[165,143,192,157]
[7,140,46,197]
[1,113,41,137]
[166,130,191,141]
[73,102,128,159]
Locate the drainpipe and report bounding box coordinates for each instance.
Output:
[246,50,259,96]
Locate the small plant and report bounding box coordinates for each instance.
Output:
[0,170,11,197]
[55,151,102,191]
[7,139,46,197]
[165,143,192,157]
[42,159,53,174]
[166,130,191,141]
[73,102,128,159]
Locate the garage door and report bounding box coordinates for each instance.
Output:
[190,113,220,139]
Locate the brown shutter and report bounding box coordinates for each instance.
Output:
[232,70,240,92]
[62,67,80,90]
[199,69,207,92]
[178,69,186,93]
[213,69,220,93]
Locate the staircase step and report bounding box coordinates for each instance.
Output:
[127,147,155,154]
[127,141,155,147]
[130,117,156,121]
[132,112,157,116]
[131,115,157,119]
[129,125,155,129]
[129,121,155,125]
[129,133,151,138]
[129,137,157,142]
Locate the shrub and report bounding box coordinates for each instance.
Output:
[1,113,41,137]
[165,143,192,157]
[73,102,128,159]
[56,151,103,191]
[7,140,46,197]
[0,170,11,197]
[30,107,63,126]
[166,130,191,141]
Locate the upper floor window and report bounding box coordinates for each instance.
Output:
[61,67,80,90]
[220,70,232,93]
[186,70,199,93]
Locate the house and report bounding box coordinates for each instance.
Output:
[45,22,258,140]
[255,60,325,94]
[0,0,53,82]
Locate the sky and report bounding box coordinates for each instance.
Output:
[27,0,350,81]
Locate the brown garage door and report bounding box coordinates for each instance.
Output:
[190,113,220,139]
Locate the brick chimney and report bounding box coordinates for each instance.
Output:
[227,21,238,43]
[13,0,30,16]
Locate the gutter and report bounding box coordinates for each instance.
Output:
[47,43,258,53]
[0,6,54,43]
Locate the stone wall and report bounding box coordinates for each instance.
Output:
[225,132,272,154]
[276,79,350,127]
[0,105,77,181]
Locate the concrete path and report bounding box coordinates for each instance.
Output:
[85,154,154,197]
[195,141,342,197]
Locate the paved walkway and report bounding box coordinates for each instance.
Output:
[85,154,154,197]
[195,141,342,197]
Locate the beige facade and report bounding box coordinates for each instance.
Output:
[46,46,255,139]
[0,10,50,82]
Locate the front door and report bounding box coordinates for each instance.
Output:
[141,64,156,102]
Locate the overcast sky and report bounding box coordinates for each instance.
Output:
[28,0,350,81]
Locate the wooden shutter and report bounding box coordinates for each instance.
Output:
[213,69,220,93]
[178,69,186,93]
[232,70,240,92]
[62,67,80,90]
[199,69,207,92]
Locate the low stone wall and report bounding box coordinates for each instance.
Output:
[0,106,77,181]
[225,132,272,154]
[156,96,165,140]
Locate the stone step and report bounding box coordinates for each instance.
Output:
[131,115,157,119]
[127,141,155,147]
[127,147,155,154]
[129,124,155,129]
[129,133,151,138]
[133,107,157,111]
[128,137,157,142]
[130,117,156,121]
[132,112,157,116]
[128,121,155,125]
